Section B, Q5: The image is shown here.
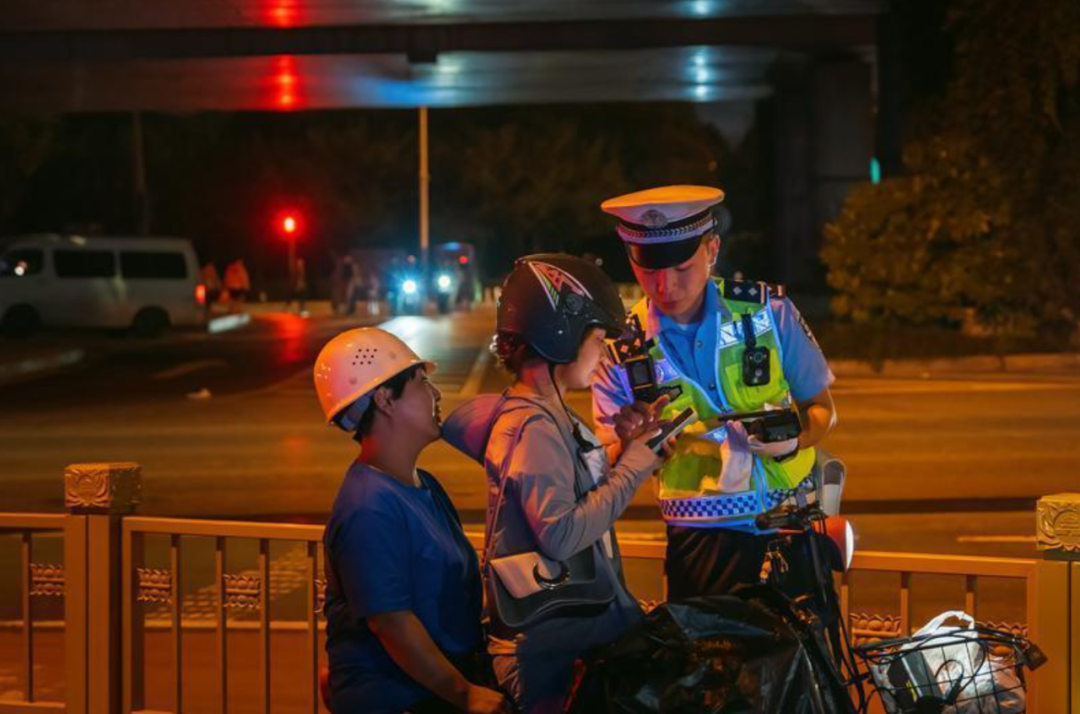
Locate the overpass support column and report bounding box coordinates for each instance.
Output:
[767,55,873,291]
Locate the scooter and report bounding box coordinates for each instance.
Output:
[568,459,864,714]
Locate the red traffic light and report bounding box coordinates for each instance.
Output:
[275,210,303,238]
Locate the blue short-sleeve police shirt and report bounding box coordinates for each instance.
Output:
[593,281,834,441]
[323,463,483,713]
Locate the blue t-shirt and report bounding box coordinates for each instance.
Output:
[323,463,483,713]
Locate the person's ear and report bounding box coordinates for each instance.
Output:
[705,234,720,270]
[372,386,394,417]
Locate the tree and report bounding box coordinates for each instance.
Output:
[823,0,1080,336]
[432,103,735,278]
[144,111,416,267]
[5,104,748,285]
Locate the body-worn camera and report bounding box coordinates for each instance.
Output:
[741,312,771,386]
[743,346,771,386]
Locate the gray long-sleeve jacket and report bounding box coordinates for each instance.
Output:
[442,374,660,650]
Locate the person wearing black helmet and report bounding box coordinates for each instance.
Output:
[442,253,672,714]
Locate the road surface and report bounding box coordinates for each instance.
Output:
[2,303,1079,561]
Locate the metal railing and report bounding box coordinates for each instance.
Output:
[121,518,325,714]
[0,513,71,714]
[844,549,1076,713]
[2,465,1078,714]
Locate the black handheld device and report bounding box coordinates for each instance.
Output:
[622,353,658,403]
[706,407,802,444]
[646,407,696,452]
[607,314,682,403]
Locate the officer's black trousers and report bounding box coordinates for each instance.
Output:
[665,525,819,601]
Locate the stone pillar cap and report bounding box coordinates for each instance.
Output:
[64,462,141,515]
[1036,494,1080,559]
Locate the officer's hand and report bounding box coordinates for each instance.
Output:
[746,435,799,461]
[465,684,509,714]
[614,396,670,448]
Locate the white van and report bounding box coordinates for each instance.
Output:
[0,234,206,337]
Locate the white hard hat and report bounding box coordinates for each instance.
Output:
[313,327,436,429]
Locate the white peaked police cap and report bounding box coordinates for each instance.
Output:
[601,185,726,269]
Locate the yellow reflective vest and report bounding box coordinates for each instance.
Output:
[622,279,816,527]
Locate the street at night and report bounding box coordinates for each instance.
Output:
[3,0,1080,710]
[4,304,1077,559]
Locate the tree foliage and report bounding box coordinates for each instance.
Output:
[1,104,741,284]
[823,0,1080,335]
[432,104,730,275]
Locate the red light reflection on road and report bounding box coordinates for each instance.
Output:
[272,55,302,110]
[262,312,308,364]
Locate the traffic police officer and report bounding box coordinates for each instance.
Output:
[591,185,838,599]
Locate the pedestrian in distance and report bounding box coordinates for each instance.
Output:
[367,271,382,317]
[314,328,508,714]
[200,261,222,318]
[223,258,251,311]
[592,185,839,601]
[285,255,308,314]
[330,252,349,316]
[345,259,365,317]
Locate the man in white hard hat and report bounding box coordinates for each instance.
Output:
[314,327,507,714]
[590,185,838,600]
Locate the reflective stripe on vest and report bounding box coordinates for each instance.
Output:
[659,477,817,524]
[718,309,771,350]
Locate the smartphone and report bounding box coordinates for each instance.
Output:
[647,407,697,452]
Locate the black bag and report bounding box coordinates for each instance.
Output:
[484,395,616,631]
[569,587,855,714]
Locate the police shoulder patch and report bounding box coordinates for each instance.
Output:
[722,279,782,304]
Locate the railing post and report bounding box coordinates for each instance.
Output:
[1034,493,1080,714]
[65,462,142,714]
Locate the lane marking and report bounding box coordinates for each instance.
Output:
[834,382,1079,396]
[207,313,251,334]
[458,348,491,397]
[381,315,431,342]
[0,349,84,384]
[955,535,1037,544]
[153,359,227,381]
